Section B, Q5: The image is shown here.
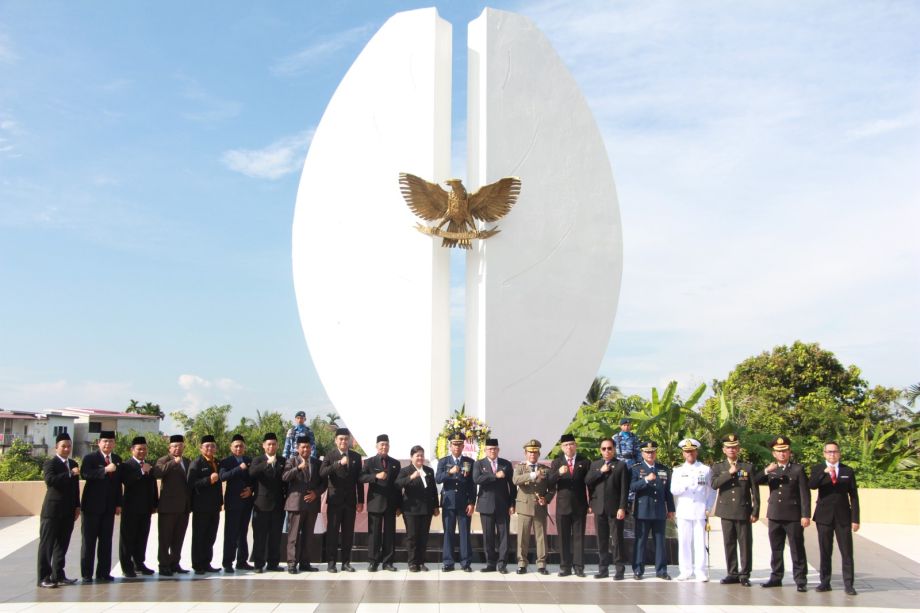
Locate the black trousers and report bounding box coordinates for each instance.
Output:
[367,511,396,565]
[556,510,586,571]
[767,519,807,586]
[721,517,753,579]
[37,514,75,584]
[222,504,253,567]
[816,521,854,588]
[157,512,189,571]
[191,511,220,571]
[80,510,115,579]
[325,503,356,564]
[595,512,625,573]
[251,506,284,569]
[480,511,510,566]
[119,511,152,572]
[404,513,432,566]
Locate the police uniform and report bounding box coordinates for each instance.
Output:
[512,439,553,574]
[710,433,759,586]
[755,435,811,591]
[629,440,675,579]
[435,433,477,571]
[670,438,715,581]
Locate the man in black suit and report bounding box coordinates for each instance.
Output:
[187,434,223,574]
[755,435,811,592]
[360,434,402,572]
[152,434,191,575]
[118,436,158,577]
[282,437,326,574]
[37,432,81,588]
[548,433,591,577]
[249,432,286,573]
[80,430,122,583]
[473,438,517,573]
[585,438,629,580]
[319,427,364,572]
[809,440,860,596]
[219,433,254,572]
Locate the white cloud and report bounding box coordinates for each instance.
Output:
[221,130,314,180]
[271,25,374,77]
[176,373,243,414]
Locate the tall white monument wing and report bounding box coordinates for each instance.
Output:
[292,8,452,457]
[466,9,623,451]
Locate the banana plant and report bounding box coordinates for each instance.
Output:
[630,381,708,465]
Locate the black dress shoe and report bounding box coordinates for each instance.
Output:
[420,564,430,572]
[481,565,496,573]
[740,578,752,587]
[194,569,206,576]
[97,575,115,582]
[558,569,571,577]
[287,566,298,575]
[327,564,338,573]
[442,565,454,572]
[223,566,235,574]
[254,567,264,574]
[575,569,586,578]
[498,564,508,575]
[720,576,740,584]
[516,567,527,575]
[265,565,284,572]
[594,570,609,579]
[205,566,221,573]
[797,585,808,592]
[137,566,156,576]
[762,580,782,588]
[123,570,137,578]
[633,573,643,580]
[341,563,356,572]
[82,577,94,584]
[461,565,472,573]
[845,587,858,596]
[174,566,190,574]
[301,564,319,572]
[815,584,831,592]
[236,562,254,570]
[538,568,549,575]
[409,565,420,573]
[369,563,379,572]
[40,579,58,588]
[159,569,174,577]
[58,577,78,585]
[383,563,398,572]
[657,573,671,581]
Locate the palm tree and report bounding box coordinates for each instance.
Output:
[583,376,622,407]
[905,382,920,407]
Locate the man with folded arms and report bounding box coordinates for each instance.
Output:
[37,432,81,588]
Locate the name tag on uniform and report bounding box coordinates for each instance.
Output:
[657,470,668,482]
[840,475,850,479]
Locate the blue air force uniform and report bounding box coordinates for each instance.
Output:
[435,436,477,570]
[629,440,675,579]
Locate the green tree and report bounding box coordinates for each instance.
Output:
[905,382,920,408]
[232,411,291,452]
[0,438,43,481]
[170,405,233,456]
[584,376,622,407]
[126,399,166,420]
[630,382,708,466]
[113,430,170,461]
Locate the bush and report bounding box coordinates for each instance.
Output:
[0,439,44,481]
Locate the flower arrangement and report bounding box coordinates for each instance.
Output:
[435,406,491,460]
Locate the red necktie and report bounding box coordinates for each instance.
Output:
[105,455,113,478]
[830,466,837,484]
[568,458,574,472]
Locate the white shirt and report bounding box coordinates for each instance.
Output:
[670,461,716,520]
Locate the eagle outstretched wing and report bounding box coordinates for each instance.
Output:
[468,176,522,222]
[399,173,449,221]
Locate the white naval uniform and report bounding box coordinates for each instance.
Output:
[670,461,716,580]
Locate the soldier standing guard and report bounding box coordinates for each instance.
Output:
[613,418,639,467]
[710,433,759,586]
[670,438,715,582]
[629,440,675,580]
[512,439,553,575]
[756,435,811,592]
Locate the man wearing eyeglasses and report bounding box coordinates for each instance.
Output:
[585,438,629,580]
[808,441,859,596]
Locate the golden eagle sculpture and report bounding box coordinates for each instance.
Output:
[399,173,522,249]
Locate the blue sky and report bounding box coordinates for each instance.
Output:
[1,1,918,434]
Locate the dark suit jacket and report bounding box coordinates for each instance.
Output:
[809,463,859,525]
[547,454,591,515]
[360,454,402,514]
[319,448,364,508]
[754,462,811,521]
[585,459,629,516]
[249,454,286,513]
[187,456,223,513]
[80,450,122,514]
[710,460,760,520]
[153,455,190,514]
[219,454,254,511]
[435,454,477,509]
[282,456,325,513]
[119,457,158,515]
[396,465,437,515]
[472,457,517,514]
[629,461,675,520]
[41,456,80,519]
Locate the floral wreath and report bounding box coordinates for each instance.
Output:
[435,406,491,460]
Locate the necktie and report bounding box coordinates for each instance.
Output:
[568,457,574,472]
[530,464,537,472]
[491,460,497,473]
[830,466,837,484]
[105,455,113,478]
[382,456,387,470]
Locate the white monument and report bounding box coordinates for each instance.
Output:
[292,8,621,456]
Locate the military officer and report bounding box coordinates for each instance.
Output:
[755,435,811,592]
[219,433,254,572]
[613,418,639,467]
[548,433,591,577]
[80,430,122,583]
[319,427,364,572]
[585,437,629,580]
[435,432,476,572]
[37,432,81,588]
[118,436,158,577]
[710,433,759,586]
[360,434,402,572]
[249,432,286,573]
[153,434,191,575]
[670,438,715,582]
[187,434,223,574]
[809,440,860,596]
[512,439,553,575]
[473,438,517,573]
[629,440,675,580]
